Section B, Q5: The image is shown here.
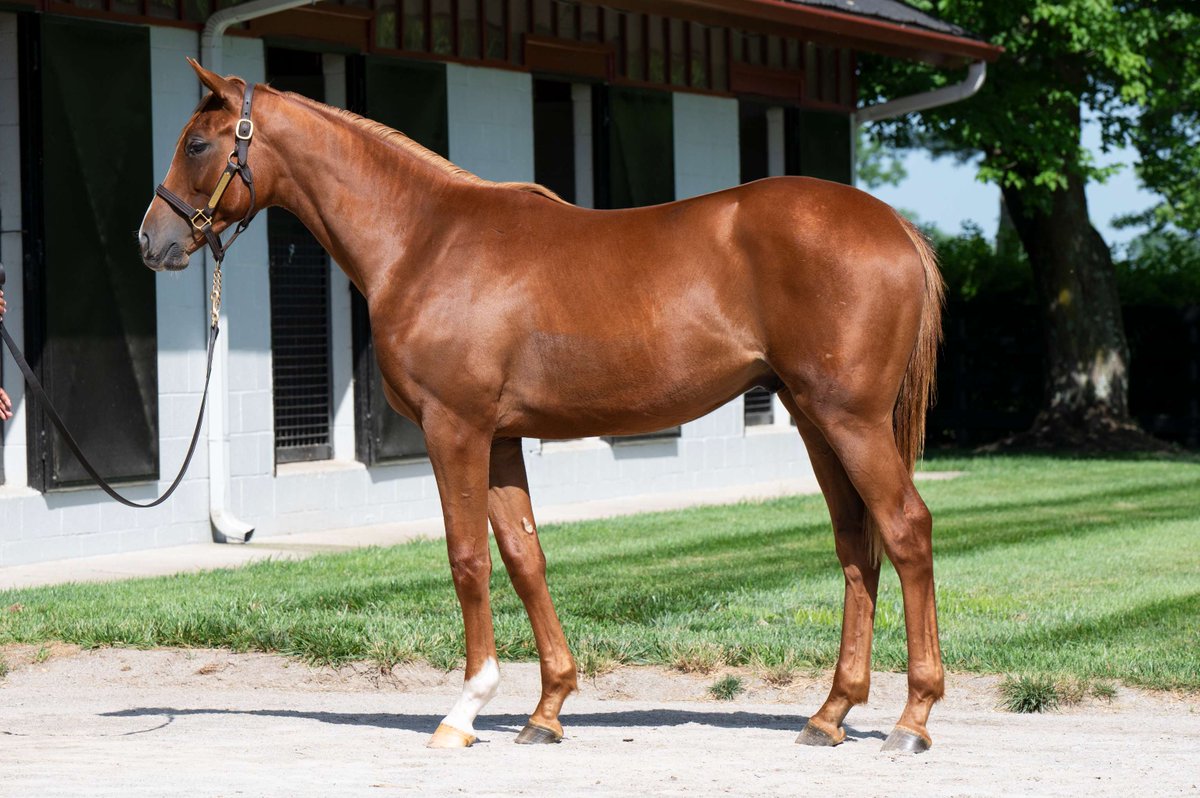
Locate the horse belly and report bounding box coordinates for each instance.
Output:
[498,329,770,439]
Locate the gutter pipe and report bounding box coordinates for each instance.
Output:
[201,0,315,75]
[200,0,312,544]
[855,60,987,124]
[851,61,987,186]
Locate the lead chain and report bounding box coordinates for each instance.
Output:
[210,262,223,329]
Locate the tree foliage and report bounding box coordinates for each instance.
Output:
[924,221,1033,303]
[920,218,1200,307]
[1115,224,1200,306]
[860,1,1200,231]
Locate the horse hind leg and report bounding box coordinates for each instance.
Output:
[781,395,881,747]
[488,437,578,744]
[798,400,944,753]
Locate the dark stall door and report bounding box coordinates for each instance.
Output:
[23,16,158,490]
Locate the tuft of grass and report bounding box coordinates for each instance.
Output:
[1001,673,1124,712]
[708,674,745,701]
[1000,674,1060,713]
[666,641,723,675]
[32,645,51,664]
[573,637,639,678]
[0,654,9,679]
[1056,676,1089,706]
[369,639,415,674]
[751,652,801,687]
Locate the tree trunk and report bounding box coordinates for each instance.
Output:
[1001,173,1148,448]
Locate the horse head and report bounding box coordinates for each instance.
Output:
[139,59,258,272]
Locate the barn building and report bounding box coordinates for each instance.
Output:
[0,0,998,565]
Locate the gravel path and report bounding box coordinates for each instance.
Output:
[1,646,1197,797]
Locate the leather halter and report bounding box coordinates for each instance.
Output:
[155,83,258,263]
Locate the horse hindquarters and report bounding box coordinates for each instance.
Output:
[780,214,946,751]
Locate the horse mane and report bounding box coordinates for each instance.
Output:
[273,88,570,205]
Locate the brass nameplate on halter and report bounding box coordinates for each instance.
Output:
[208,169,234,205]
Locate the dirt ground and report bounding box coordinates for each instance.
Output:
[1,645,1197,797]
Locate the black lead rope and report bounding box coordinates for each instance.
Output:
[0,83,257,508]
[0,261,219,508]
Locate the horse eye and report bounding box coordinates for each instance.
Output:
[185,139,209,157]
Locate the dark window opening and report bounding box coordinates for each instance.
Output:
[593,84,674,211]
[743,388,774,427]
[785,107,852,185]
[268,212,334,464]
[739,100,769,184]
[533,78,576,203]
[266,49,334,465]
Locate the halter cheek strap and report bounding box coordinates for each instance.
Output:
[155,83,258,265]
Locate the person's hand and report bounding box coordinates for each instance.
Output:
[0,388,11,421]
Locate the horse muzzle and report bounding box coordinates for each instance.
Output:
[141,235,190,272]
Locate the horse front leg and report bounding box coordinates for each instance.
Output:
[488,438,577,744]
[424,414,501,749]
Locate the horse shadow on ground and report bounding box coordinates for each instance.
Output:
[100,707,886,741]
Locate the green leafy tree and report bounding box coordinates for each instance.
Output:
[861,1,1199,447]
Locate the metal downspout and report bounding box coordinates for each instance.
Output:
[201,0,311,543]
[202,0,314,75]
[851,61,987,184]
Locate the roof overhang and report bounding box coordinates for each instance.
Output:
[601,0,1002,67]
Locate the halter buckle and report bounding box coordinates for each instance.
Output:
[235,119,254,141]
[190,209,213,231]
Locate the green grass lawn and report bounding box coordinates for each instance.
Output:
[2,455,1198,690]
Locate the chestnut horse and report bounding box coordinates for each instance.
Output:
[140,60,945,754]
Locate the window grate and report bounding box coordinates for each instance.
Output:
[269,209,333,464]
[744,387,774,427]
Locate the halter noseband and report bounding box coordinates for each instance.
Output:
[155,83,258,264]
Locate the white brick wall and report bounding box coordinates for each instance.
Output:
[447,63,534,181]
[219,38,278,531]
[673,92,740,200]
[148,25,211,549]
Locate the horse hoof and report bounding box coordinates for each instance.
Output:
[427,723,477,748]
[514,722,563,745]
[795,721,845,747]
[880,726,931,754]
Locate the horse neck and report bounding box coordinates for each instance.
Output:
[255,90,456,298]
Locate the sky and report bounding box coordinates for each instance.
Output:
[868,119,1162,248]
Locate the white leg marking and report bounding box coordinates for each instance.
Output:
[440,657,500,736]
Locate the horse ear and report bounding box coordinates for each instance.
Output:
[186,57,240,108]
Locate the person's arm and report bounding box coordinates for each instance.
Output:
[0,289,9,420]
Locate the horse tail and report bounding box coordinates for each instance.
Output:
[867,215,945,565]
